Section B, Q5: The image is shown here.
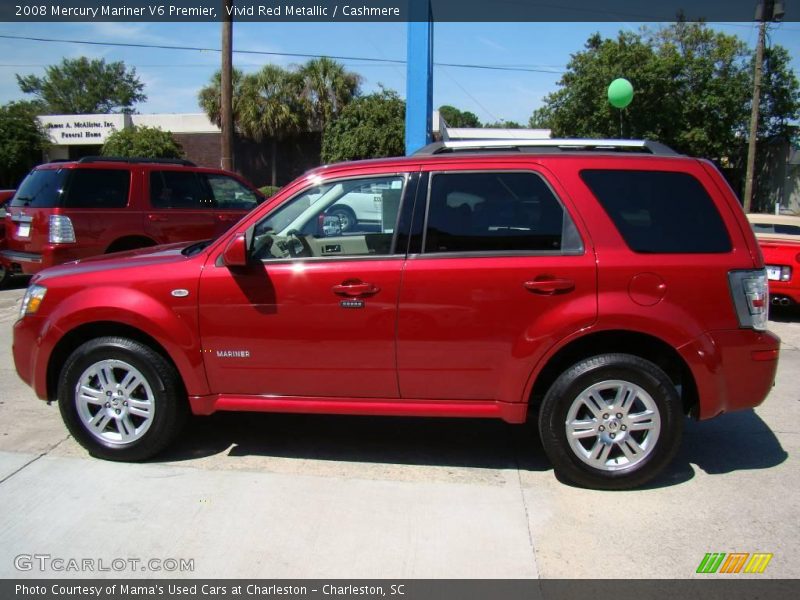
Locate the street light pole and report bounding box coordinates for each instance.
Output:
[220,0,234,171]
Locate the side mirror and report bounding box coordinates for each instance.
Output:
[221,233,248,267]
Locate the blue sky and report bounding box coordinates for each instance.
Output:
[0,20,799,125]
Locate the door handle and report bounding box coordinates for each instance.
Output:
[332,280,381,297]
[524,277,575,295]
[216,214,239,221]
[147,214,168,222]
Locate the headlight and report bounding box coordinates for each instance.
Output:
[19,285,47,319]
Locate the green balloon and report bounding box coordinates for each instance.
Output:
[608,78,634,109]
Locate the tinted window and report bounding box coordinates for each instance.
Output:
[250,175,405,260]
[776,224,800,236]
[423,172,580,254]
[581,170,731,253]
[207,174,259,210]
[10,169,68,208]
[150,171,212,209]
[62,169,130,208]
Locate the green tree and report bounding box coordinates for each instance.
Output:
[322,90,405,163]
[238,65,305,186]
[0,101,49,187]
[531,23,799,166]
[528,107,554,129]
[17,57,146,114]
[299,57,361,133]
[101,125,183,159]
[438,105,481,128]
[483,120,524,129]
[197,68,247,127]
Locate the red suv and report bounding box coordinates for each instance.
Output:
[12,140,780,489]
[0,157,263,287]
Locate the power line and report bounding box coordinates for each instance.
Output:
[0,33,565,74]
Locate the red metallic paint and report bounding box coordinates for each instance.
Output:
[2,162,261,275]
[12,152,780,426]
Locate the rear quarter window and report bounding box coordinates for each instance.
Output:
[10,169,68,208]
[581,169,731,254]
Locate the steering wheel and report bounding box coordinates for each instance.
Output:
[286,229,313,258]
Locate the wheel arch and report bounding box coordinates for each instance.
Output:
[527,329,699,419]
[105,235,158,254]
[47,321,183,403]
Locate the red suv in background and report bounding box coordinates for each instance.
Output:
[11,140,780,490]
[0,157,264,287]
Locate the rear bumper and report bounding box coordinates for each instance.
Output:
[680,329,780,420]
[767,280,800,304]
[1,249,45,275]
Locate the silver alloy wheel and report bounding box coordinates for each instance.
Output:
[330,208,354,231]
[74,359,155,445]
[565,379,661,472]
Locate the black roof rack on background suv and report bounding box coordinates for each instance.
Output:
[413,139,679,156]
[76,156,198,167]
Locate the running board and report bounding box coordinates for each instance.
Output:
[189,394,528,424]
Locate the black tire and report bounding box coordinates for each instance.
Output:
[328,206,357,232]
[58,336,188,461]
[538,353,682,490]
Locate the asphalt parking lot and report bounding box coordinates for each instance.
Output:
[0,280,798,579]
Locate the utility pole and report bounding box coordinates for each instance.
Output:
[743,0,785,213]
[220,0,234,171]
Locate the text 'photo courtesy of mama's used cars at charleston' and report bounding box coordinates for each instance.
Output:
[0,156,265,288]
[12,139,780,490]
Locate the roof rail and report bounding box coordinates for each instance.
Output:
[76,156,197,167]
[413,139,679,156]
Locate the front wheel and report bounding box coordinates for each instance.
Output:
[538,353,683,490]
[58,337,187,461]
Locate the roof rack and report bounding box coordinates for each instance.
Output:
[76,156,197,166]
[413,139,679,156]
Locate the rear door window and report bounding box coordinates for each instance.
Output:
[62,169,130,208]
[581,170,731,253]
[423,171,582,254]
[150,171,213,209]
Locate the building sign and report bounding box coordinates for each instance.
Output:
[38,114,129,146]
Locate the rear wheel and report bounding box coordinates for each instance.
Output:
[58,337,187,461]
[538,353,682,490]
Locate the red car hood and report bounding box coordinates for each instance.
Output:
[33,242,203,282]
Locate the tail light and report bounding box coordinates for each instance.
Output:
[728,270,769,331]
[796,252,800,264]
[49,215,75,244]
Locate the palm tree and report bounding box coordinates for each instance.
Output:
[238,65,305,186]
[298,57,361,133]
[198,68,246,127]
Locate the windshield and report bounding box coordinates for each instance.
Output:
[11,169,69,208]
